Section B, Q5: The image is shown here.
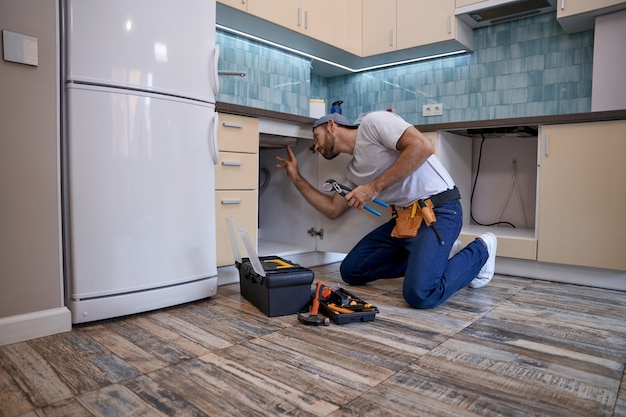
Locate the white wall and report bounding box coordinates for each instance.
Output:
[0,0,70,345]
[592,9,626,111]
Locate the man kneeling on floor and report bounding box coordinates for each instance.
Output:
[276,111,497,309]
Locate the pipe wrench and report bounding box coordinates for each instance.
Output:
[323,179,389,217]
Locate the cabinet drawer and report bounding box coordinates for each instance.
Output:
[215,190,258,267]
[217,113,259,153]
[215,152,258,190]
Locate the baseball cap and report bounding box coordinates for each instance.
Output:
[312,113,359,130]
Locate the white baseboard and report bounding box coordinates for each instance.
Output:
[218,265,240,286]
[0,307,72,346]
[496,257,626,291]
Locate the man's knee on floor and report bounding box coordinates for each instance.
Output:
[339,262,365,285]
[403,289,443,309]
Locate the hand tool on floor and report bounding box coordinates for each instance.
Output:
[323,179,389,217]
[319,284,377,313]
[297,281,330,326]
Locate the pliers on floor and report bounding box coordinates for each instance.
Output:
[323,179,389,217]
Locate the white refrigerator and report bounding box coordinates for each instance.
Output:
[62,0,220,323]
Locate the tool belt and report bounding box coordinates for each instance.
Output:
[391,187,460,239]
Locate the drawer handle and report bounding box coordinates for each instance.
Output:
[222,122,243,129]
[221,199,242,205]
[221,161,242,166]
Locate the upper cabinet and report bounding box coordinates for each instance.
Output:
[557,0,626,33]
[216,0,473,75]
[305,0,362,56]
[397,0,469,50]
[363,0,473,57]
[247,0,300,32]
[362,0,396,55]
[218,0,247,12]
[455,0,483,6]
[246,0,362,56]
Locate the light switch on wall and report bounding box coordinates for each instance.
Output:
[2,30,38,66]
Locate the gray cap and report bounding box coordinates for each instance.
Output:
[312,113,359,130]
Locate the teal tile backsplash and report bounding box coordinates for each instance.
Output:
[216,31,311,113]
[217,12,594,125]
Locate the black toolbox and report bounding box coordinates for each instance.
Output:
[236,256,314,317]
[318,286,379,325]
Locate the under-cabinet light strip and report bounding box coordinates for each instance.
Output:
[216,24,467,73]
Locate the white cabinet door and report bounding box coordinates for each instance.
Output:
[362,0,397,56]
[557,0,626,18]
[557,0,626,33]
[217,0,247,11]
[398,0,455,50]
[247,0,300,32]
[538,120,626,271]
[302,0,362,56]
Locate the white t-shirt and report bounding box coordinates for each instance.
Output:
[345,111,455,207]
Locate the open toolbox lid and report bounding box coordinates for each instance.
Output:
[226,216,265,277]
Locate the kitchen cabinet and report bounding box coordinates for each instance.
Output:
[435,129,539,261]
[363,0,473,57]
[217,0,472,74]
[455,0,485,7]
[246,0,300,32]
[557,0,626,33]
[397,0,470,50]
[537,120,626,271]
[217,0,247,12]
[215,113,259,267]
[435,119,626,273]
[257,139,390,264]
[362,0,397,56]
[246,0,362,55]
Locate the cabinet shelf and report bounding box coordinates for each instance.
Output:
[459,224,537,260]
[258,239,311,257]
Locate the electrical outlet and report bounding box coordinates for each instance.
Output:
[422,103,443,117]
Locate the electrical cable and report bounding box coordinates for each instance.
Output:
[258,167,270,194]
[495,159,529,228]
[470,135,516,228]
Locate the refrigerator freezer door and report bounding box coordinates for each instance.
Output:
[66,84,217,299]
[65,0,217,103]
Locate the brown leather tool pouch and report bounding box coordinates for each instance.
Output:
[391,203,423,238]
[391,200,436,238]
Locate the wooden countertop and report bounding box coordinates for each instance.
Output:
[216,102,626,132]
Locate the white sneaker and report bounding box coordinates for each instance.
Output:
[449,240,462,259]
[469,232,497,289]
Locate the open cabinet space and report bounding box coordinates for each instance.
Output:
[437,128,539,260]
[257,136,391,267]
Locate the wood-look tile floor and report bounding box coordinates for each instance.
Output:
[1,264,626,417]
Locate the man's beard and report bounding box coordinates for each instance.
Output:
[320,133,339,160]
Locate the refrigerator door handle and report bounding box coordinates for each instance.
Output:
[210,44,220,98]
[210,112,219,165]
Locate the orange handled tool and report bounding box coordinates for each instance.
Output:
[297,282,329,326]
